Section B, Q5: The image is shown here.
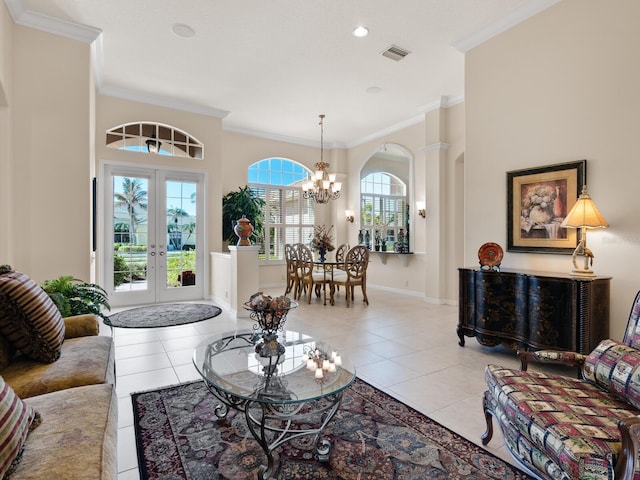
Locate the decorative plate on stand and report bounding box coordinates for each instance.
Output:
[478,242,503,271]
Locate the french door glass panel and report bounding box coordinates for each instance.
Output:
[106,165,204,306]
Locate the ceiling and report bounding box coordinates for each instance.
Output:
[12,0,559,147]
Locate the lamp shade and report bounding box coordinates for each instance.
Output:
[560,186,608,229]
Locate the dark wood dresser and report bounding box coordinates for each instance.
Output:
[458,268,610,354]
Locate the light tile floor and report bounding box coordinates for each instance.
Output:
[108,285,555,480]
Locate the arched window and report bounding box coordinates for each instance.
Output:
[361,172,408,251]
[106,122,204,159]
[248,158,315,262]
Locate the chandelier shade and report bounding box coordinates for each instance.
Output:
[302,115,341,204]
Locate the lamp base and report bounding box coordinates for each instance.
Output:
[569,268,596,278]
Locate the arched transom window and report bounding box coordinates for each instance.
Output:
[106,122,204,159]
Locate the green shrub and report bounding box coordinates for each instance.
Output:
[167,252,196,287]
[113,254,127,286]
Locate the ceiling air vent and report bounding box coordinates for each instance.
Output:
[381,45,410,62]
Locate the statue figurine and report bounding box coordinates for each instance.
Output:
[358,229,364,245]
[364,230,371,250]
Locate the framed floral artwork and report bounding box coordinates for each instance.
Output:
[507,160,586,254]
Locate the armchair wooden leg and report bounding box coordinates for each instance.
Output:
[481,395,494,446]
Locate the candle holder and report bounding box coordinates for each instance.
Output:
[304,344,342,382]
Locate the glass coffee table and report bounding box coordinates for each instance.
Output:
[193,329,356,480]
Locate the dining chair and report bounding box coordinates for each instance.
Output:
[335,243,350,268]
[333,243,350,292]
[331,245,369,307]
[284,244,298,296]
[296,244,329,303]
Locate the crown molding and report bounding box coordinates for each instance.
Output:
[452,0,561,53]
[5,0,101,43]
[100,85,230,119]
[346,115,424,149]
[421,142,449,153]
[224,125,347,149]
[347,92,464,148]
[417,94,464,113]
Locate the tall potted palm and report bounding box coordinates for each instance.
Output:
[222,186,265,248]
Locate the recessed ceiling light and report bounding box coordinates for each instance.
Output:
[171,24,196,38]
[353,26,369,38]
[366,86,382,94]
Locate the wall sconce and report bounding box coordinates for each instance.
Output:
[345,210,355,223]
[416,201,426,218]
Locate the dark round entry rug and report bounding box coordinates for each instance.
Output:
[104,303,222,328]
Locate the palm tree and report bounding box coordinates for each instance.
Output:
[114,178,148,245]
[167,206,189,250]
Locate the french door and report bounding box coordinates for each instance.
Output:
[103,164,205,307]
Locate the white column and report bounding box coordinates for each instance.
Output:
[229,246,260,318]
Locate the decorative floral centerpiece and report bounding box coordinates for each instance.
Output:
[245,292,295,335]
[310,225,335,262]
[244,292,297,380]
[521,184,560,228]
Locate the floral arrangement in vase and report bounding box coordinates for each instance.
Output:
[310,225,335,262]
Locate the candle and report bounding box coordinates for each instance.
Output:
[322,359,330,370]
[307,358,316,370]
[315,368,324,379]
[334,354,342,366]
[328,362,337,373]
[331,351,337,360]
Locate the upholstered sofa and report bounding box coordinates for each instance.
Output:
[483,290,640,480]
[0,266,116,479]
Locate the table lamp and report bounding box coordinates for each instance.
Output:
[560,185,608,277]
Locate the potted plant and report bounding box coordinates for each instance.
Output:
[222,185,265,247]
[41,275,110,321]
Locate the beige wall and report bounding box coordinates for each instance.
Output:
[7,25,91,282]
[0,2,12,263]
[465,0,640,338]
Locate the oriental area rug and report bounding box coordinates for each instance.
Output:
[105,303,221,328]
[132,378,532,480]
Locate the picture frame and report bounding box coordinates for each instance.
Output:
[507,160,586,254]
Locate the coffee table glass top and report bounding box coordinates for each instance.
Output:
[193,329,356,405]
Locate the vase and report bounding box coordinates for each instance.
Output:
[318,248,327,263]
[553,186,564,219]
[233,216,253,246]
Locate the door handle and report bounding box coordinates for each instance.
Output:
[150,252,155,256]
[159,251,165,256]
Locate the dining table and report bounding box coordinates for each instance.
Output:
[311,260,343,306]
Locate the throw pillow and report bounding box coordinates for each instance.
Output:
[0,266,65,363]
[583,338,640,409]
[0,376,40,478]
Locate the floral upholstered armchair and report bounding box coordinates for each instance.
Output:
[483,290,640,480]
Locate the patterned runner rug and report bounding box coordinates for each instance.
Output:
[132,378,531,480]
[105,303,222,328]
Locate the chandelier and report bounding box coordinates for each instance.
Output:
[302,114,341,204]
